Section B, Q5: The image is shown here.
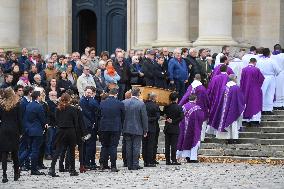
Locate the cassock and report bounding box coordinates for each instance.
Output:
[256,56,281,111]
[176,101,204,160]
[242,53,259,67]
[271,53,284,108]
[211,63,234,78]
[229,58,245,85]
[214,53,225,68]
[179,80,209,141]
[207,73,229,134]
[216,81,245,139]
[240,64,265,122]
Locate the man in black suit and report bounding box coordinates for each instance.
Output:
[163,92,184,165]
[142,50,156,86]
[99,88,125,172]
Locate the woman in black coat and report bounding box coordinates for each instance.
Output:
[0,87,22,183]
[48,93,80,177]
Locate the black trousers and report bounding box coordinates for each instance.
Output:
[51,128,76,171]
[164,133,178,162]
[1,151,19,174]
[99,131,120,167]
[142,132,155,164]
[153,127,160,161]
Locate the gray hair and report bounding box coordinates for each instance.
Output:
[131,87,141,97]
[228,74,237,81]
[148,92,157,101]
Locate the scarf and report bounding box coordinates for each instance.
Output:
[20,76,29,84]
[272,50,281,55]
[106,65,116,77]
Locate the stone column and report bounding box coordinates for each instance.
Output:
[0,0,20,48]
[153,0,191,47]
[135,0,157,48]
[47,0,72,54]
[193,0,237,47]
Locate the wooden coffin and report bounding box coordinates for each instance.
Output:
[132,85,173,106]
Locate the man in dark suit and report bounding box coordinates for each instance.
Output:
[163,92,184,165]
[80,86,100,170]
[143,93,160,167]
[142,50,156,86]
[19,86,34,171]
[24,91,46,175]
[99,88,125,172]
[154,55,167,89]
[122,87,148,170]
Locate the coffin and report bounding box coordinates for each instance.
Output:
[132,85,173,106]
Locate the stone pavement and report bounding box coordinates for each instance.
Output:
[0,160,283,189]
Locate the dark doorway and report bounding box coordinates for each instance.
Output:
[78,10,97,54]
[72,0,127,54]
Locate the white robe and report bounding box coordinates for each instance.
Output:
[214,53,224,68]
[215,81,242,139]
[242,53,259,67]
[229,58,245,85]
[271,53,284,107]
[176,142,200,160]
[256,57,281,111]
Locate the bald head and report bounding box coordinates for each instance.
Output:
[194,74,201,81]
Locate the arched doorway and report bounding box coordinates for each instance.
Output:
[78,10,97,54]
[72,0,127,54]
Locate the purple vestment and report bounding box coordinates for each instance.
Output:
[207,73,229,128]
[217,83,245,132]
[240,65,265,119]
[211,64,234,78]
[179,83,209,120]
[177,102,205,151]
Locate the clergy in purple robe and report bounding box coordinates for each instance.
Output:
[179,74,209,141]
[176,94,205,163]
[216,74,245,140]
[206,65,229,135]
[211,56,234,78]
[240,58,265,126]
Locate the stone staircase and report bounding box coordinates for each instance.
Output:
[97,110,284,162]
[154,110,284,161]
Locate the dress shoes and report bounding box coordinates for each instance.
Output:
[31,170,45,175]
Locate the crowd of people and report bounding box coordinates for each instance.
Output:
[0,44,283,183]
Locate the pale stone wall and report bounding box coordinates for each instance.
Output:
[0,0,20,48]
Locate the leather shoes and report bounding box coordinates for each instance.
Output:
[171,162,181,165]
[48,169,59,177]
[144,164,156,167]
[70,171,79,176]
[166,162,172,165]
[31,170,45,175]
[189,160,199,163]
[110,167,119,172]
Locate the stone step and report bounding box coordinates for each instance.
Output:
[262,115,284,121]
[198,148,284,157]
[198,155,284,162]
[241,126,284,133]
[272,110,284,115]
[204,138,284,145]
[200,143,284,151]
[239,132,284,139]
[260,121,284,127]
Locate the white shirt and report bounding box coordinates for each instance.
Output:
[242,53,259,67]
[256,56,281,76]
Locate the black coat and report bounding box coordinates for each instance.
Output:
[129,63,144,85]
[114,61,129,84]
[154,63,167,89]
[145,100,160,133]
[0,103,22,152]
[47,100,57,127]
[142,58,156,86]
[55,105,79,129]
[188,56,204,83]
[163,102,184,134]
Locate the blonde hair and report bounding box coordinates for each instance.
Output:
[0,87,19,111]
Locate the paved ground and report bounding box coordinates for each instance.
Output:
[0,160,283,189]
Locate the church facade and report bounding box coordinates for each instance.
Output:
[0,0,284,54]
